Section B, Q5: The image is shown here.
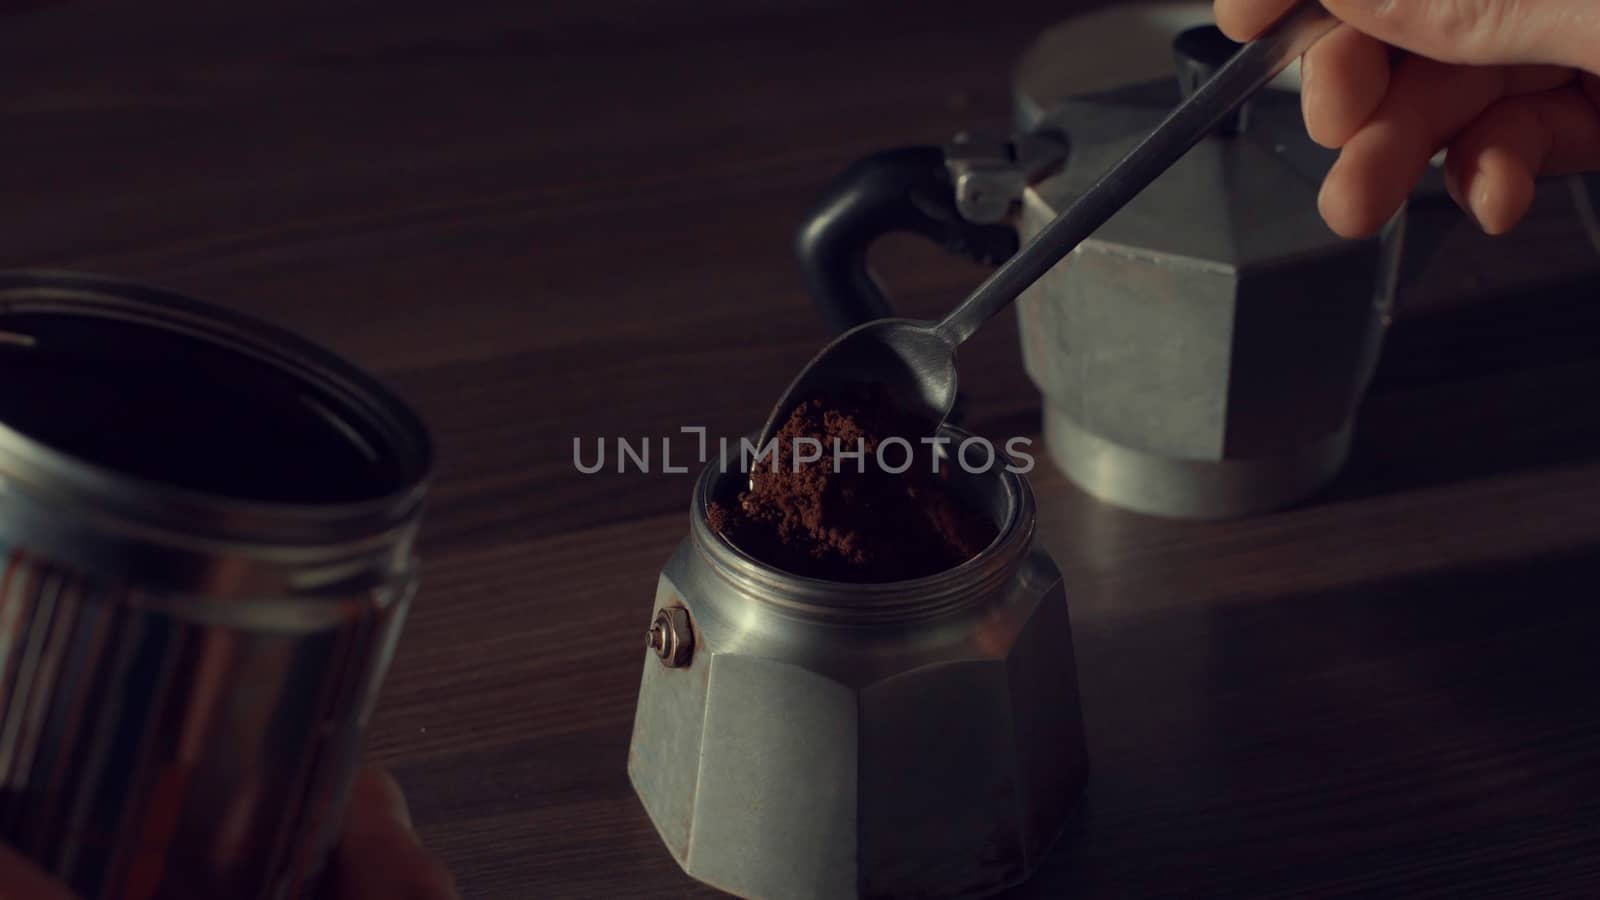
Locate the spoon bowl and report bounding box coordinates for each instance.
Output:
[756,319,956,449]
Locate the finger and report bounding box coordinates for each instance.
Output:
[1503,65,1584,96]
[1443,103,1545,234]
[1214,0,1300,42]
[1320,56,1510,237]
[1301,24,1391,147]
[345,765,414,835]
[0,841,79,900]
[329,768,459,900]
[1477,78,1600,174]
[1323,0,1599,71]
[1445,86,1600,234]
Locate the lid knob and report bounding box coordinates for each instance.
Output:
[1173,24,1250,136]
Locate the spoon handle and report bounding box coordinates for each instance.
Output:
[933,0,1337,346]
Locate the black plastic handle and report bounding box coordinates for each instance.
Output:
[794,146,1020,333]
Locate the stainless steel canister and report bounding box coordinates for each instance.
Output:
[629,429,1090,900]
[0,271,432,899]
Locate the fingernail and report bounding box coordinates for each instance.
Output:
[1469,183,1494,234]
[1317,164,1348,234]
[1442,165,1464,210]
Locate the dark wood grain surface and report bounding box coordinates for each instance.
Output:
[5,2,1600,897]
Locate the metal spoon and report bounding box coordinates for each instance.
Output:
[757,1,1337,451]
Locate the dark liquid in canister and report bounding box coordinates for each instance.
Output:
[0,312,405,504]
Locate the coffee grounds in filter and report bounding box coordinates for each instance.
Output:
[707,385,998,583]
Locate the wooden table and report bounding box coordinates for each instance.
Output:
[5,1,1600,896]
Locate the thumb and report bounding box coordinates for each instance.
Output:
[1322,0,1599,73]
[327,767,458,900]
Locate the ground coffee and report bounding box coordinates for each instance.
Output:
[707,386,998,582]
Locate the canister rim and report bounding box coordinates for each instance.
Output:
[0,269,432,549]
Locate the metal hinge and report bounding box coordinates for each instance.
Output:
[943,130,1069,224]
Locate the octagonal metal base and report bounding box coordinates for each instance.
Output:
[630,453,1089,900]
[1045,406,1353,519]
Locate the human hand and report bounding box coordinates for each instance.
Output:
[0,766,457,900]
[322,766,460,900]
[1215,0,1600,237]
